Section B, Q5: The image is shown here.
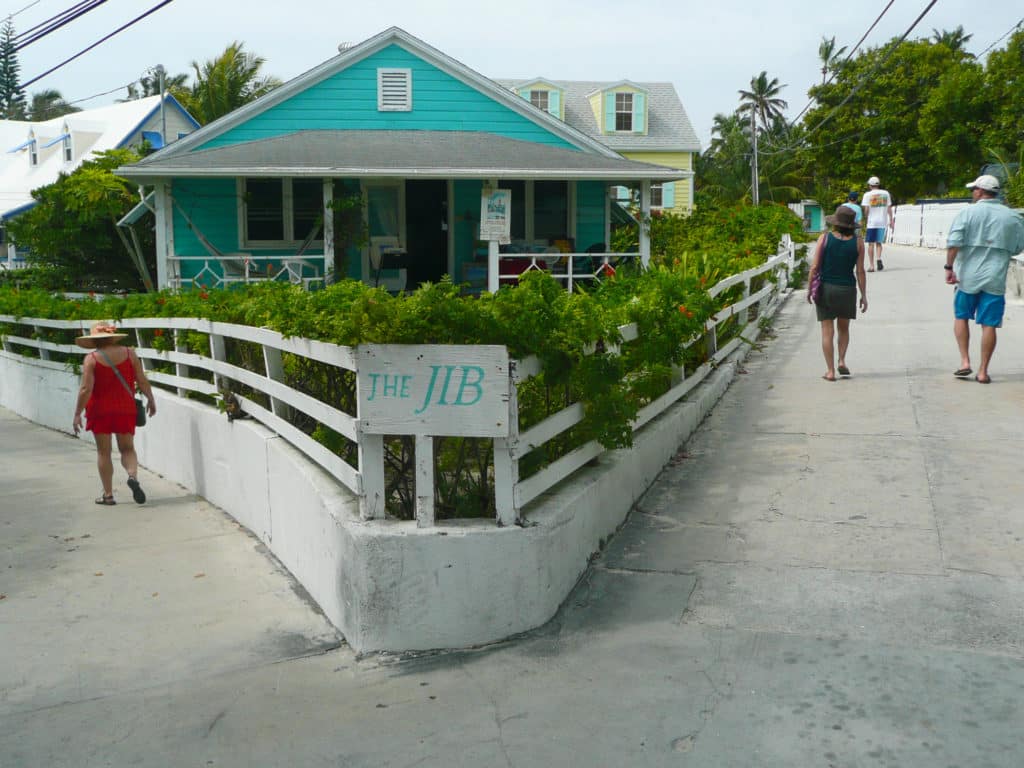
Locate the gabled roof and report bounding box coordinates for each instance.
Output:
[120,130,686,182]
[147,27,624,164]
[0,95,198,220]
[495,78,701,154]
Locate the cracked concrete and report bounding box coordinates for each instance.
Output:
[3,245,1024,767]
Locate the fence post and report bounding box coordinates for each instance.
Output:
[359,433,386,520]
[32,325,51,360]
[261,343,291,419]
[170,329,190,397]
[415,435,435,528]
[493,361,519,526]
[208,333,226,388]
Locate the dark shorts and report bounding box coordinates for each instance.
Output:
[865,228,885,243]
[815,283,857,321]
[954,289,1004,327]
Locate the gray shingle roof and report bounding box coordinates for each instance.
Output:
[495,80,701,153]
[119,130,686,181]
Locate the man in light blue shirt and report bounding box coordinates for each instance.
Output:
[841,191,863,230]
[945,174,1024,383]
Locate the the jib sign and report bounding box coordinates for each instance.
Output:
[356,345,511,437]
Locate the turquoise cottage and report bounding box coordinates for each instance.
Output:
[118,27,684,292]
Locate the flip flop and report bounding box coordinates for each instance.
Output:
[822,375,836,382]
[95,495,116,506]
[975,375,991,384]
[954,367,972,377]
[837,365,851,376]
[127,476,146,504]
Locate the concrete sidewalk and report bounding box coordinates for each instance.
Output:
[3,244,1023,767]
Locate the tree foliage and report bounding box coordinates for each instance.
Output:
[6,149,149,292]
[122,64,189,101]
[173,41,282,124]
[0,18,26,119]
[27,88,80,121]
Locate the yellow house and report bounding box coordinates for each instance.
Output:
[498,78,700,214]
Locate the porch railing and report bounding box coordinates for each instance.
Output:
[0,238,804,527]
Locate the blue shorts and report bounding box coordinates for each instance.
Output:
[954,289,1004,327]
[865,228,885,243]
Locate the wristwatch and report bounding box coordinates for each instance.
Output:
[943,265,953,270]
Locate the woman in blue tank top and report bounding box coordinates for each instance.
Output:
[806,205,868,381]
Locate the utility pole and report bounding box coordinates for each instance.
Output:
[159,67,166,144]
[750,108,759,206]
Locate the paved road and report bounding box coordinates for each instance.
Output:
[3,244,1023,767]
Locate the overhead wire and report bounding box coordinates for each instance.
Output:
[5,0,42,20]
[757,0,940,158]
[976,16,1024,58]
[14,0,108,51]
[21,0,175,89]
[786,0,901,124]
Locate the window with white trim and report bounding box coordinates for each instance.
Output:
[615,92,633,131]
[378,68,412,111]
[650,184,663,208]
[242,178,323,246]
[529,90,549,111]
[62,134,72,163]
[29,139,38,167]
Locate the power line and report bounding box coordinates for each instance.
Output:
[66,79,137,105]
[15,0,108,52]
[21,0,175,89]
[790,0,897,126]
[977,16,1024,58]
[5,0,41,19]
[759,0,940,158]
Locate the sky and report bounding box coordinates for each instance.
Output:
[5,0,1023,149]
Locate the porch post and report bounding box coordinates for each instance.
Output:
[486,178,500,293]
[639,179,651,268]
[154,182,171,289]
[322,179,335,280]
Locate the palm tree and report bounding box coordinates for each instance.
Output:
[121,64,189,101]
[28,89,80,121]
[737,71,789,133]
[932,25,973,56]
[818,36,848,84]
[175,42,282,125]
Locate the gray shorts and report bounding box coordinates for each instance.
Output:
[815,283,857,321]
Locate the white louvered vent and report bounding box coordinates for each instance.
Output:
[378,68,412,112]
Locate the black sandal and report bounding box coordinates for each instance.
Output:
[95,494,116,506]
[127,476,146,504]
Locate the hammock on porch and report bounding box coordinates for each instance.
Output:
[169,195,323,285]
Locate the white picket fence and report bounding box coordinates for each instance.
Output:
[0,238,803,526]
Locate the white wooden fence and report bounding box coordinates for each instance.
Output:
[0,238,802,527]
[890,202,972,248]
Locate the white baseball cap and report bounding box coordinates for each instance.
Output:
[965,174,1000,192]
[867,176,880,186]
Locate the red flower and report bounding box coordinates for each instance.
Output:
[156,297,166,305]
[199,291,209,300]
[153,329,164,337]
[686,310,694,319]
[678,304,687,313]
[602,264,616,277]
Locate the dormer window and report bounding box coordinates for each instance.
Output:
[29,140,38,167]
[62,134,72,163]
[615,93,633,131]
[378,68,412,111]
[529,90,549,111]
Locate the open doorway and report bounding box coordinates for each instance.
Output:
[405,180,448,288]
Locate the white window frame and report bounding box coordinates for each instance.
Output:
[62,133,73,163]
[650,184,663,209]
[529,90,549,112]
[238,178,325,248]
[614,92,633,132]
[378,68,413,112]
[28,134,38,167]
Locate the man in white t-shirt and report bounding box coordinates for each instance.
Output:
[861,176,894,271]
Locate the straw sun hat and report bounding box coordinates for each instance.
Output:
[75,322,128,349]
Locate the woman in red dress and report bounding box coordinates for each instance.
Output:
[72,323,157,505]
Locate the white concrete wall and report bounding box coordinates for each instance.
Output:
[0,321,765,652]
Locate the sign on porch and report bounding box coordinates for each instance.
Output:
[479,187,511,243]
[356,345,511,437]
